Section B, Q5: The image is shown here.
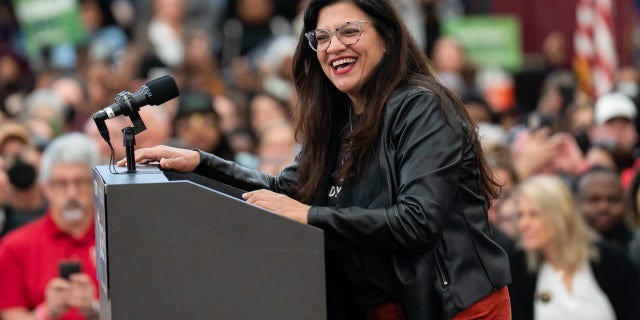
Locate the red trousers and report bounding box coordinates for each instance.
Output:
[364,286,511,320]
[365,302,405,320]
[452,286,512,320]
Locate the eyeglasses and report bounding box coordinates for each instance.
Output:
[48,177,93,192]
[305,21,372,52]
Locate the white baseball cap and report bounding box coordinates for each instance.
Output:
[594,92,637,124]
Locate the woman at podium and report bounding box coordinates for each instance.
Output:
[120,0,512,318]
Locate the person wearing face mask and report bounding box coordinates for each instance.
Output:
[0,123,48,238]
[0,149,49,237]
[118,0,512,318]
[0,133,101,320]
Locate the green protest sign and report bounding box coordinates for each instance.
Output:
[13,0,87,55]
[442,15,523,71]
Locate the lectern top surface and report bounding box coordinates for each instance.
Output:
[93,165,169,185]
[93,164,247,199]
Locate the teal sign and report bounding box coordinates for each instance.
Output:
[13,0,87,55]
[442,15,523,71]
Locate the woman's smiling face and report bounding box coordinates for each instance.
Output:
[314,2,386,102]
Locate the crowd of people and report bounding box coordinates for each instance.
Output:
[0,0,639,319]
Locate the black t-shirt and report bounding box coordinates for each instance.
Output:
[326,132,348,207]
[325,117,392,309]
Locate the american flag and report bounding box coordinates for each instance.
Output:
[573,0,618,97]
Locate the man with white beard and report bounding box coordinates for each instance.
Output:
[0,133,101,320]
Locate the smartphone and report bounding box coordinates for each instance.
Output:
[59,261,82,280]
[528,112,558,133]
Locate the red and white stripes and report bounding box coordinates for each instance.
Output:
[573,0,617,97]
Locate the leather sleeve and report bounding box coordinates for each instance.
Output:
[308,89,466,254]
[193,151,300,198]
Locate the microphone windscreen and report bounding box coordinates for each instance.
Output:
[146,75,180,105]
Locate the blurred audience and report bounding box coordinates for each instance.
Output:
[626,170,640,270]
[214,94,245,136]
[575,167,636,255]
[19,89,67,142]
[0,122,32,157]
[510,127,586,181]
[590,92,638,171]
[50,74,91,133]
[1,146,47,237]
[509,175,640,320]
[0,123,47,237]
[432,36,475,99]
[0,133,101,320]
[0,48,34,114]
[146,0,187,69]
[0,157,8,230]
[585,143,617,170]
[616,66,640,107]
[256,120,297,175]
[627,169,640,229]
[495,192,518,241]
[173,92,234,160]
[136,107,173,149]
[80,0,128,65]
[247,92,290,138]
[180,28,227,95]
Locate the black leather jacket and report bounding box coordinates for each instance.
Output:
[194,86,511,319]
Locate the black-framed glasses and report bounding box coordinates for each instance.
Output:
[305,21,372,52]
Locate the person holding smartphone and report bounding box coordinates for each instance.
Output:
[0,133,101,320]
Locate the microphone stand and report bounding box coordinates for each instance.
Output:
[122,111,147,173]
[123,127,136,172]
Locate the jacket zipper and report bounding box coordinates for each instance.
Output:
[434,249,449,287]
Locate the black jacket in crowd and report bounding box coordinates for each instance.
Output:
[194,86,512,320]
[508,241,640,320]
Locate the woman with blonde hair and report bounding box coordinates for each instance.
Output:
[508,174,640,320]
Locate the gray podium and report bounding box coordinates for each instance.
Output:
[92,165,326,320]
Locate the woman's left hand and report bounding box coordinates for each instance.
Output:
[242,190,310,224]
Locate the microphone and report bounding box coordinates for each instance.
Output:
[93,75,179,142]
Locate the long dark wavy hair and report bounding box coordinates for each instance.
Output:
[291,0,499,204]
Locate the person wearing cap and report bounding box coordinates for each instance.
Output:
[590,92,638,171]
[0,122,32,158]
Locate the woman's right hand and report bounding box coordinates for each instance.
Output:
[116,145,201,172]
